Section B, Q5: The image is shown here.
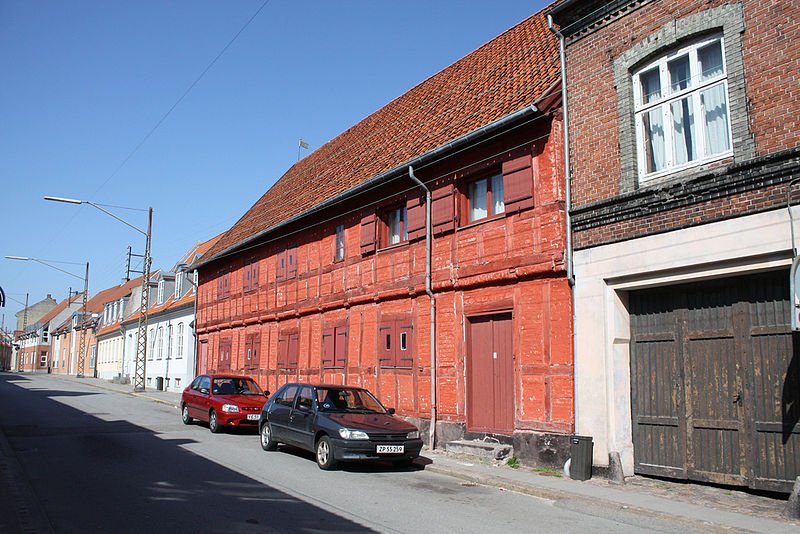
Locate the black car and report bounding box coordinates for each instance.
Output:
[259,383,423,470]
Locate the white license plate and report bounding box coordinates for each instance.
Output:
[377,445,404,454]
[246,414,260,421]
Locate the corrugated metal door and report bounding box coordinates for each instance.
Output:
[630,270,800,492]
[467,314,514,434]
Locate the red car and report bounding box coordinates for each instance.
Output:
[181,374,270,433]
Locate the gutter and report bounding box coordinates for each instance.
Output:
[196,104,540,269]
[408,165,437,451]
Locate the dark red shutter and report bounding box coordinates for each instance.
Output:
[502,155,534,212]
[288,334,299,369]
[397,322,413,367]
[378,323,394,366]
[321,328,334,367]
[360,213,377,255]
[431,184,455,235]
[277,334,287,368]
[287,245,297,279]
[276,250,286,281]
[334,327,347,368]
[406,195,426,241]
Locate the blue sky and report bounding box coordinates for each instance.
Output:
[0,0,550,328]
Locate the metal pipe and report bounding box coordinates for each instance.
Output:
[548,14,579,433]
[408,165,437,451]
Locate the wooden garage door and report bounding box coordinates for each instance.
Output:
[630,270,800,492]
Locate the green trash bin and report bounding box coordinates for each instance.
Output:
[570,435,593,481]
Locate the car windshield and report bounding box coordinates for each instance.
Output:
[212,377,263,396]
[316,388,386,414]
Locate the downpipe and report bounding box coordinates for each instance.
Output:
[409,165,437,451]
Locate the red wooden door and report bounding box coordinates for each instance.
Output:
[467,314,514,434]
[198,341,208,375]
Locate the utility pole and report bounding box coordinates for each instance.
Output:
[75,262,90,378]
[19,293,28,371]
[133,208,153,392]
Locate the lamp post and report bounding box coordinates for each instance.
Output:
[5,257,89,376]
[45,196,153,392]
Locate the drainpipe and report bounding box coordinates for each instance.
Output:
[408,165,437,451]
[548,15,579,433]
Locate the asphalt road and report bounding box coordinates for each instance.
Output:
[0,374,697,533]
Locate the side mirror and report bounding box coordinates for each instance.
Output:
[387,407,396,415]
[264,390,270,397]
[200,388,209,395]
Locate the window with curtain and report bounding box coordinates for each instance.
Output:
[466,173,504,223]
[633,34,731,180]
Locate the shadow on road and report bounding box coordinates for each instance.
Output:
[0,373,375,533]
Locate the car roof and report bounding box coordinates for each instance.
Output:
[282,382,366,390]
[204,374,258,380]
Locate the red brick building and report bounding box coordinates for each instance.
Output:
[548,0,800,490]
[195,10,573,463]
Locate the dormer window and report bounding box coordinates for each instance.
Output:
[157,280,165,305]
[175,272,185,298]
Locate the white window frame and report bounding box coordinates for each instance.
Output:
[157,281,165,305]
[175,272,184,298]
[176,322,184,359]
[633,34,733,181]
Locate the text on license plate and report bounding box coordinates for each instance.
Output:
[246,414,260,421]
[377,445,404,454]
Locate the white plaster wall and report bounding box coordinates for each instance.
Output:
[573,207,797,474]
[141,310,195,392]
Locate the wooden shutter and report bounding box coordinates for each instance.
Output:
[502,155,534,212]
[276,250,286,281]
[334,327,347,368]
[321,328,335,367]
[378,323,395,367]
[287,333,299,369]
[406,195,426,241]
[397,322,413,367]
[431,184,455,235]
[287,245,297,279]
[360,213,377,255]
[277,334,287,368]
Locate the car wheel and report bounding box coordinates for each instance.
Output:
[209,410,221,433]
[316,436,337,470]
[181,404,193,425]
[260,423,277,451]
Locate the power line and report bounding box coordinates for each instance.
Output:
[92,0,273,196]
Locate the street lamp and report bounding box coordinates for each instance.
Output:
[5,256,89,377]
[45,196,153,392]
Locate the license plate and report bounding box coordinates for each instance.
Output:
[246,414,260,421]
[377,445,404,454]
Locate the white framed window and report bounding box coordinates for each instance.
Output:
[157,326,164,360]
[157,281,165,305]
[634,34,732,181]
[175,272,184,298]
[176,322,184,359]
[148,328,155,360]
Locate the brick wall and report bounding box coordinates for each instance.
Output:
[562,0,800,247]
[196,115,574,436]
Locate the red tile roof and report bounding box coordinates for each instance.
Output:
[202,10,559,263]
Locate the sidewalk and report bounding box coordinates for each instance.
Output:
[57,374,800,533]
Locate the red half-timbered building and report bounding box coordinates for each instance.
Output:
[195,9,572,463]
